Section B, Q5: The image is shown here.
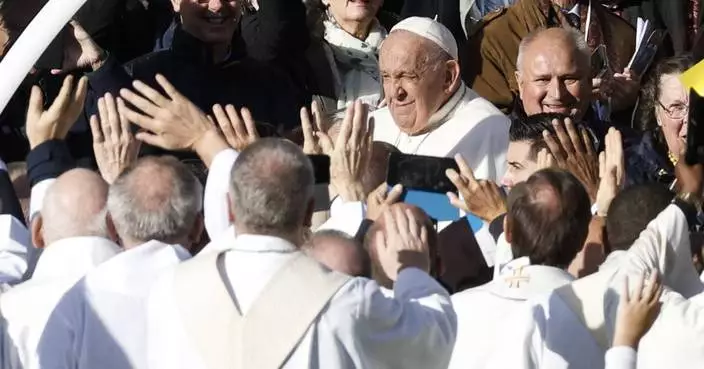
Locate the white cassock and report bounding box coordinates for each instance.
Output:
[34,240,191,369]
[147,234,457,369]
[1,237,120,369]
[485,204,704,369]
[373,83,509,182]
[448,256,575,369]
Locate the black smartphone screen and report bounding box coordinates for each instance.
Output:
[386,153,458,194]
[308,155,331,184]
[686,89,704,165]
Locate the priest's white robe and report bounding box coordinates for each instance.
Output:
[1,237,120,369]
[373,83,509,182]
[0,215,30,285]
[485,204,704,369]
[448,257,575,369]
[34,240,190,369]
[147,234,457,369]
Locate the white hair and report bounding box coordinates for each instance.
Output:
[516,27,590,72]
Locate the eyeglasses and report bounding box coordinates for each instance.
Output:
[657,101,689,120]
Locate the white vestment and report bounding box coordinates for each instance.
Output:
[1,237,120,369]
[448,257,574,369]
[373,83,509,182]
[34,240,191,369]
[147,234,457,369]
[0,215,30,285]
[485,204,704,369]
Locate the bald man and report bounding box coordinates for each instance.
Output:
[373,17,509,183]
[1,169,121,369]
[365,203,440,289]
[305,230,371,277]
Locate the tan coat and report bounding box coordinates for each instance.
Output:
[462,0,636,113]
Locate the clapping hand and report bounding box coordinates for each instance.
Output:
[595,128,624,217]
[543,117,600,202]
[445,154,506,222]
[367,183,404,221]
[536,148,555,170]
[26,75,88,149]
[376,207,431,281]
[90,93,141,184]
[52,21,107,74]
[118,74,228,167]
[613,272,663,349]
[327,101,373,202]
[610,69,640,113]
[300,100,333,155]
[211,104,259,152]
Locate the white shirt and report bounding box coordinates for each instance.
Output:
[373,83,509,183]
[485,204,704,369]
[34,240,191,369]
[0,215,30,285]
[448,257,574,369]
[147,234,457,369]
[1,237,120,369]
[605,347,637,369]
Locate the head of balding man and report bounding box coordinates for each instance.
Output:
[379,30,462,135]
[107,156,204,251]
[304,230,371,277]
[364,203,439,288]
[516,27,592,121]
[33,169,111,248]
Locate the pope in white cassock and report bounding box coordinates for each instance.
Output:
[372,17,509,183]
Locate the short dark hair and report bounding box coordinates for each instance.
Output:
[509,113,564,160]
[507,168,592,268]
[606,183,674,251]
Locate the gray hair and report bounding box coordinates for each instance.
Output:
[229,138,314,237]
[516,27,590,72]
[107,156,203,244]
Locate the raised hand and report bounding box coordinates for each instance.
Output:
[118,74,228,167]
[536,148,555,170]
[26,75,88,149]
[328,101,373,202]
[610,69,641,113]
[300,100,333,155]
[367,183,404,221]
[595,128,624,217]
[376,207,430,281]
[52,21,107,74]
[445,154,506,222]
[543,117,600,201]
[211,104,259,152]
[90,93,141,184]
[613,272,663,349]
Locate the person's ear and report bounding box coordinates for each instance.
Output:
[444,60,461,94]
[503,215,512,244]
[303,198,315,228]
[31,214,45,249]
[105,213,120,245]
[171,0,181,12]
[515,71,524,98]
[187,213,205,250]
[227,193,236,224]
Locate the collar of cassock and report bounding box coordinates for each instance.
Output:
[416,82,469,135]
[484,256,575,300]
[31,237,121,282]
[230,234,299,254]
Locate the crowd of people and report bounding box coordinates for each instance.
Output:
[0,0,702,368]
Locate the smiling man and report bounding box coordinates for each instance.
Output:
[373,17,509,182]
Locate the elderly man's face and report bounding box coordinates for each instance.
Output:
[172,0,241,44]
[517,36,591,121]
[326,0,382,24]
[380,32,455,134]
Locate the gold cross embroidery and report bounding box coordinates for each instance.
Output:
[504,266,531,288]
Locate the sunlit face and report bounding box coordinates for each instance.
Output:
[173,0,241,44]
[517,36,591,121]
[501,140,539,191]
[326,0,383,24]
[655,73,689,156]
[380,32,455,134]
